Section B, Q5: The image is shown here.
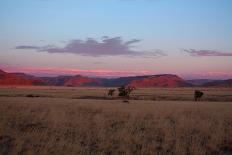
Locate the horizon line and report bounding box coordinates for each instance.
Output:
[1,67,232,80]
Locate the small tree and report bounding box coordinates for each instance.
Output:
[194,90,204,101]
[108,89,116,96]
[118,86,135,99]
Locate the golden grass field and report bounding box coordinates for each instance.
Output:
[0,86,232,155]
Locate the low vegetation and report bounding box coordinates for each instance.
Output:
[0,87,232,155]
[0,86,232,102]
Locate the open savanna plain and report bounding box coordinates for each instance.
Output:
[0,86,232,155]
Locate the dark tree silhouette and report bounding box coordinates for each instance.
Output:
[108,89,116,96]
[194,90,204,101]
[118,86,135,99]
[118,86,127,97]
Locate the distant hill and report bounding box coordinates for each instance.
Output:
[98,75,152,87]
[187,78,232,87]
[0,69,6,75]
[0,69,231,87]
[203,79,232,87]
[0,70,36,85]
[128,74,193,87]
[64,75,101,87]
[9,73,45,85]
[41,75,101,87]
[41,76,73,86]
[187,79,217,86]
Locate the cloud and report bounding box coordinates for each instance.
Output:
[15,45,41,50]
[182,49,232,57]
[15,37,166,58]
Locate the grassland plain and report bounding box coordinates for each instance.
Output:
[0,86,232,155]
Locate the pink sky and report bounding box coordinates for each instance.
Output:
[1,0,232,80]
[1,65,232,80]
[1,66,154,78]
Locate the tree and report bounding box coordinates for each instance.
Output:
[194,90,204,101]
[118,86,135,99]
[108,89,116,96]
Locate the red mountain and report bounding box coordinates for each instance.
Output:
[41,75,101,86]
[64,75,101,86]
[128,74,192,87]
[0,69,35,85]
[0,69,6,75]
[9,73,45,85]
[0,69,199,87]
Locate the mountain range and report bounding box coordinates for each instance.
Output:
[0,69,231,87]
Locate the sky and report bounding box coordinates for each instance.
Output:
[0,0,232,79]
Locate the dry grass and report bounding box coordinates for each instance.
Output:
[0,86,232,102]
[0,87,232,155]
